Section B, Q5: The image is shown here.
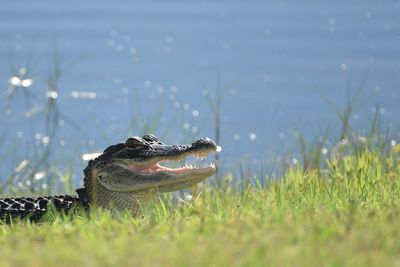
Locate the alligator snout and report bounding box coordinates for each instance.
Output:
[191,138,217,150]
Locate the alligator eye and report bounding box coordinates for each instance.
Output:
[125,137,144,149]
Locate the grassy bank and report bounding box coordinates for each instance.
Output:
[0,148,399,267]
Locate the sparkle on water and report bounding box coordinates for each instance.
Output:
[144,80,151,88]
[129,47,137,55]
[192,110,199,117]
[70,91,97,99]
[42,136,50,146]
[82,152,102,161]
[249,133,257,141]
[21,79,33,87]
[9,76,20,86]
[170,86,178,93]
[157,86,164,94]
[9,76,33,88]
[46,90,58,99]
[34,171,46,180]
[19,68,27,76]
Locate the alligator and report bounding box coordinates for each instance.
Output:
[0,134,217,223]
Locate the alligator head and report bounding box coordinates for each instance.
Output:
[83,134,217,215]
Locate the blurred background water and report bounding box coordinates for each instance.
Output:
[0,0,399,186]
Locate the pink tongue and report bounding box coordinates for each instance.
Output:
[131,163,193,174]
[133,164,163,173]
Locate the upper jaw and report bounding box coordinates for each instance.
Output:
[112,137,218,166]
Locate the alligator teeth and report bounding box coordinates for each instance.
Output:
[183,164,194,169]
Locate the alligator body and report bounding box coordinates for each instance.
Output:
[0,135,217,223]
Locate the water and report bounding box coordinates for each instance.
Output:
[0,1,399,181]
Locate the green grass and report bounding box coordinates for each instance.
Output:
[1,148,400,267]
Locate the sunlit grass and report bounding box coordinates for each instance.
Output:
[1,148,399,267]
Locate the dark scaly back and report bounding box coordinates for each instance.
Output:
[0,194,85,223]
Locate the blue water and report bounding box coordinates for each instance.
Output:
[0,1,399,182]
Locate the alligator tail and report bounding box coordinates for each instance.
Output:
[0,188,89,223]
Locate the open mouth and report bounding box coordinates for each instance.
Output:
[128,146,217,175]
[96,137,220,193]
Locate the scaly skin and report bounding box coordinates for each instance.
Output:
[0,134,217,222]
